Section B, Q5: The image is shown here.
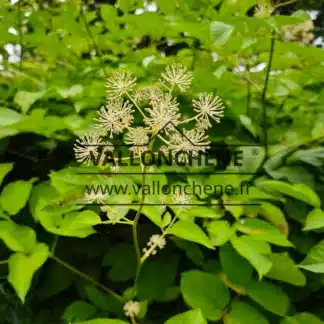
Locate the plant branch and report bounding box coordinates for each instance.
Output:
[0,260,8,265]
[262,30,275,158]
[51,255,123,302]
[246,64,251,116]
[126,92,147,118]
[18,0,23,70]
[80,2,106,77]
[132,164,147,293]
[140,212,177,264]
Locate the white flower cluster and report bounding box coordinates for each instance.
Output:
[254,4,273,19]
[123,300,140,318]
[74,63,226,166]
[282,20,315,45]
[142,234,166,258]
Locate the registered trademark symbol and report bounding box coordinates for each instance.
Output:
[251,148,259,156]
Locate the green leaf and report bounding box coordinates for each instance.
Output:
[231,235,272,279]
[83,285,123,315]
[220,244,253,287]
[138,255,178,301]
[62,301,97,322]
[303,208,324,231]
[103,243,137,282]
[206,220,234,246]
[0,163,13,186]
[180,270,230,321]
[8,243,50,303]
[265,252,306,286]
[57,85,83,99]
[281,312,324,324]
[300,239,324,273]
[14,90,45,114]
[53,210,101,238]
[224,300,269,324]
[246,280,290,316]
[0,108,23,126]
[236,218,293,247]
[258,180,321,207]
[0,220,36,253]
[260,202,289,237]
[165,309,207,324]
[167,220,214,249]
[171,238,204,266]
[210,21,234,46]
[0,180,33,215]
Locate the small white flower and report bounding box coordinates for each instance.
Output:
[254,4,273,18]
[164,128,210,162]
[123,300,140,318]
[74,134,104,165]
[160,64,193,92]
[110,165,120,173]
[159,195,167,204]
[193,93,225,128]
[94,99,134,138]
[172,191,191,206]
[84,191,108,204]
[133,86,164,102]
[125,127,149,155]
[142,234,166,258]
[144,93,181,132]
[149,234,166,249]
[106,70,137,99]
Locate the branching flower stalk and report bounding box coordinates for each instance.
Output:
[73,64,226,309]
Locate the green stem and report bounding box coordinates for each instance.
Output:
[51,255,123,302]
[261,30,275,158]
[132,137,156,292]
[140,212,177,264]
[18,0,23,70]
[246,64,251,116]
[80,2,107,77]
[126,92,147,118]
[51,235,58,254]
[133,164,147,292]
[0,260,8,265]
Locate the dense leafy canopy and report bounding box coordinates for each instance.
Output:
[0,0,324,323]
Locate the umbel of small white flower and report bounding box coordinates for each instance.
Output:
[142,234,166,259]
[123,300,140,318]
[73,63,225,166]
